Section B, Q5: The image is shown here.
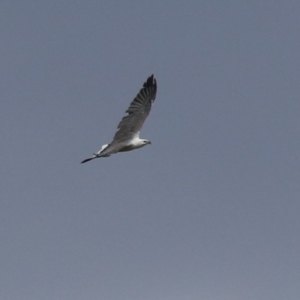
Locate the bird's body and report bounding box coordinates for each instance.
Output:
[81,75,157,164]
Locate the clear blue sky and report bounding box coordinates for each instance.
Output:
[1,1,300,299]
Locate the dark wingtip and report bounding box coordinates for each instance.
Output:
[143,74,156,88]
[81,157,94,164]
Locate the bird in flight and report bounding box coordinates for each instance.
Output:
[81,75,157,164]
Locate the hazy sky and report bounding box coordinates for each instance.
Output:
[1,1,300,300]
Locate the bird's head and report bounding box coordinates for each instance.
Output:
[142,139,151,145]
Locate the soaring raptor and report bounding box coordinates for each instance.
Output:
[81,75,157,164]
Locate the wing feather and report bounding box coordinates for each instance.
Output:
[112,75,157,143]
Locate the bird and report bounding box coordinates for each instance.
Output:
[81,74,157,164]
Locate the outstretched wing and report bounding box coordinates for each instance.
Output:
[112,75,157,143]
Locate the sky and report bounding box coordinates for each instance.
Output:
[1,1,300,299]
